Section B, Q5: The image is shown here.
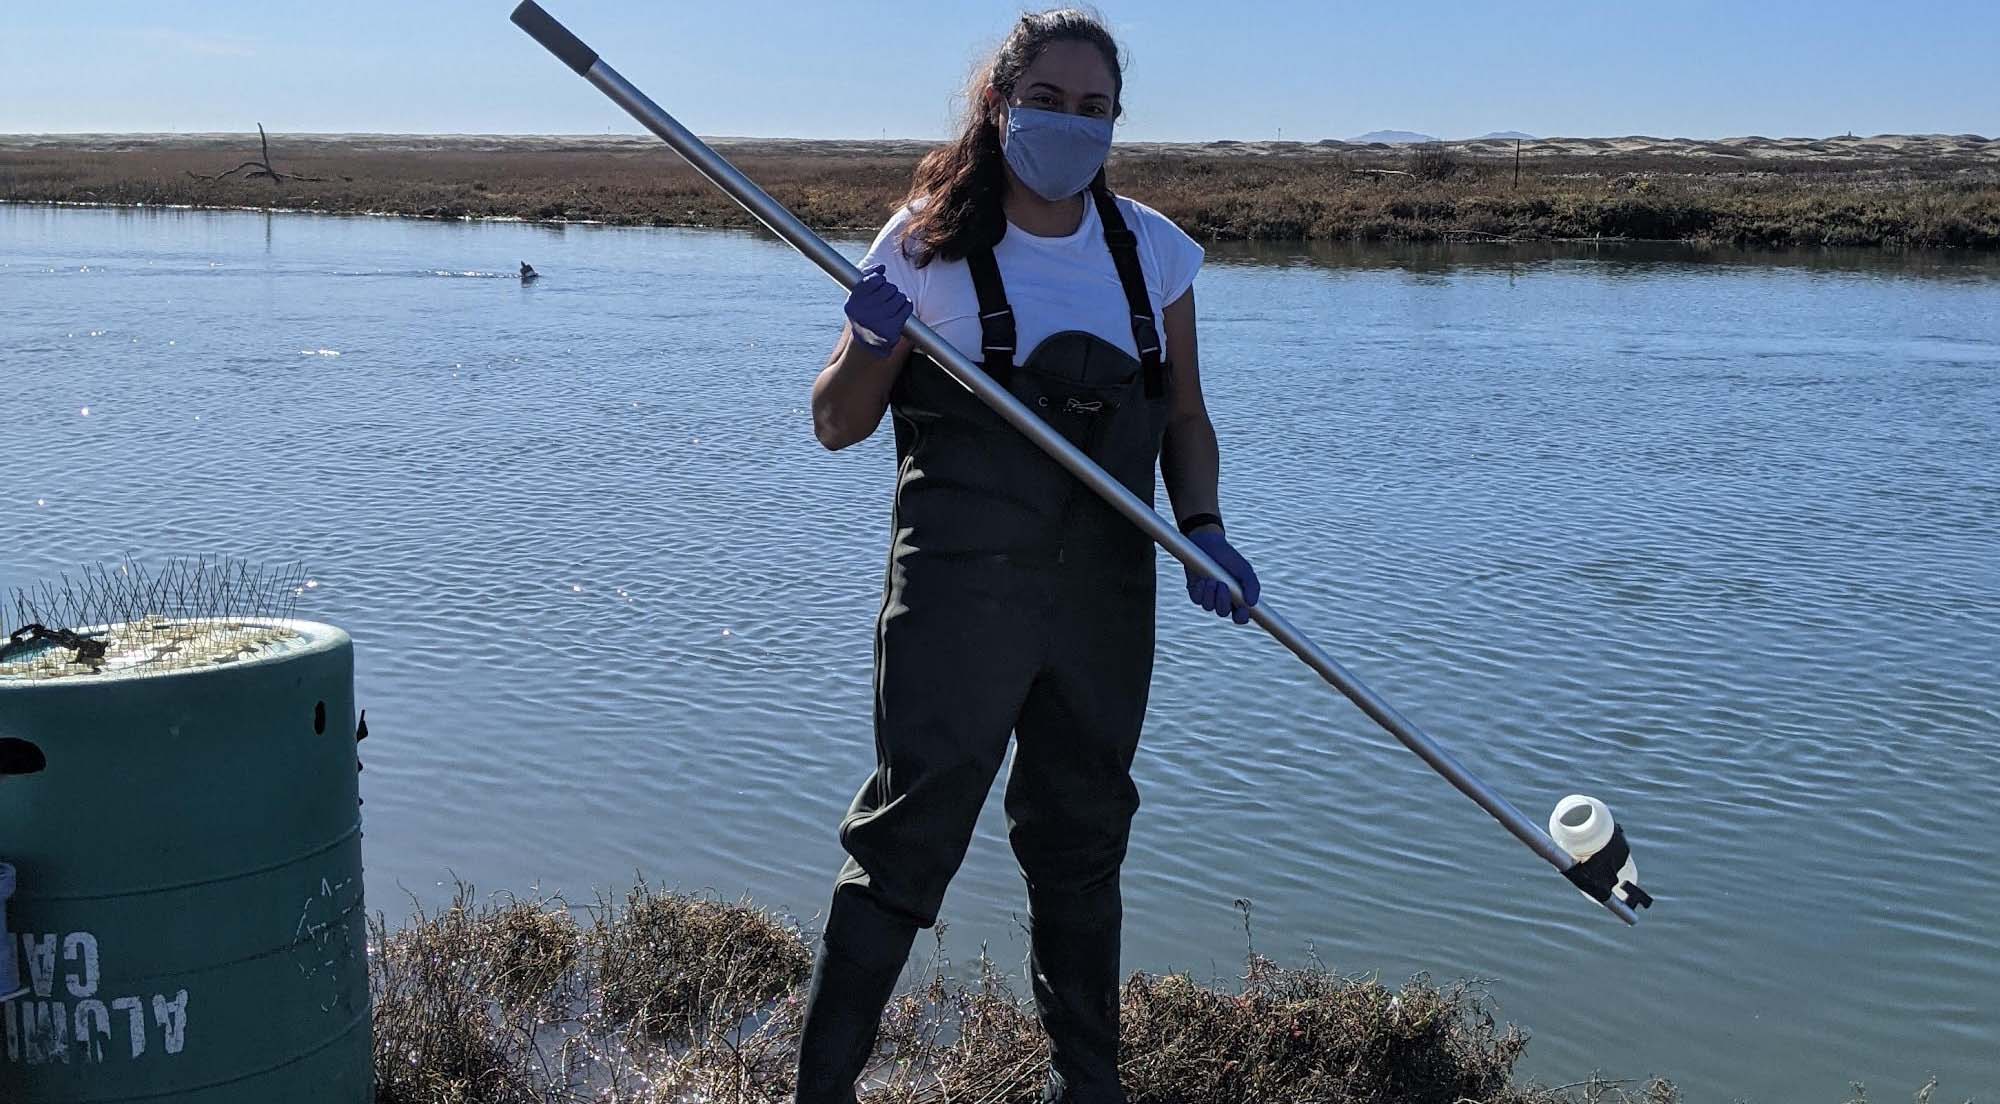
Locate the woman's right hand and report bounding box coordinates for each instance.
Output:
[844,265,913,358]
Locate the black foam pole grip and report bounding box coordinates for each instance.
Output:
[510,1,599,76]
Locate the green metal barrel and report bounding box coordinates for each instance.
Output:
[0,618,370,1102]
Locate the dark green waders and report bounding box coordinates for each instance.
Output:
[796,186,1170,1104]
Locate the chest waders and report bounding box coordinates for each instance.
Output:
[510,27,1651,1102]
[796,185,1169,1104]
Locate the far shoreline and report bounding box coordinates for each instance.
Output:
[4,132,1997,249]
[0,195,875,235]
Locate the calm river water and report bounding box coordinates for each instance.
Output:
[2,204,1996,1101]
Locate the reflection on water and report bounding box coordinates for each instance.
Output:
[2,204,1997,1101]
[1211,235,2000,283]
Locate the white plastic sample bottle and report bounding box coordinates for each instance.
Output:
[1548,794,1643,905]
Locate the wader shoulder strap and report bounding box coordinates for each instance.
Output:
[964,246,1014,385]
[1090,180,1166,398]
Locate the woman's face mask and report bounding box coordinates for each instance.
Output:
[1002,105,1114,201]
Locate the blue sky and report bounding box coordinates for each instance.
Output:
[3,2,1995,140]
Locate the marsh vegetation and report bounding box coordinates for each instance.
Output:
[6,133,1996,249]
[367,881,1679,1103]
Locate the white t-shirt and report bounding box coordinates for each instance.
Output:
[858,194,1203,367]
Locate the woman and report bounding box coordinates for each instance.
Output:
[798,11,1259,1104]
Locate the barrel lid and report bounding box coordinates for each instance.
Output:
[0,618,343,684]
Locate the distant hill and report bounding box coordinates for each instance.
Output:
[1476,130,1537,140]
[1349,130,1438,145]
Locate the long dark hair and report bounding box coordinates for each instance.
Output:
[902,9,1125,268]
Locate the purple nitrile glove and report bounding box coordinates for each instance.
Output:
[843,264,913,358]
[1185,528,1260,625]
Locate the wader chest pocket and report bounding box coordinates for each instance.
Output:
[1013,372,1128,453]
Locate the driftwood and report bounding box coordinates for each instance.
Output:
[186,124,324,184]
[1352,168,1414,177]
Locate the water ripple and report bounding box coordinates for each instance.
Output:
[3,206,1997,1101]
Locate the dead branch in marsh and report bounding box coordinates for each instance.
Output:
[186,124,325,184]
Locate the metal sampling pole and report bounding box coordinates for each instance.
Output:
[509,0,1640,925]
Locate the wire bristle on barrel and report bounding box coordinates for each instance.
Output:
[1,556,311,680]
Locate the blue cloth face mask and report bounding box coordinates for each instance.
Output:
[1002,105,1115,201]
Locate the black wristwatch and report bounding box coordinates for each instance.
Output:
[1177,512,1224,536]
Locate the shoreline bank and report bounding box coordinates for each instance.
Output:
[5,133,1998,249]
[371,880,1674,1104]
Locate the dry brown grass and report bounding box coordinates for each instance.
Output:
[590,881,812,1042]
[5,134,1999,249]
[0,140,911,231]
[366,881,1677,1104]
[1406,143,1460,183]
[1110,153,2000,248]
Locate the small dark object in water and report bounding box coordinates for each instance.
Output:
[520,261,539,281]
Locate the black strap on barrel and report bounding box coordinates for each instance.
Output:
[964,246,1016,386]
[964,176,1168,398]
[1560,823,1654,909]
[1090,175,1166,398]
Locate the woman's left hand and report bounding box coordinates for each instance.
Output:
[1184,528,1260,624]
